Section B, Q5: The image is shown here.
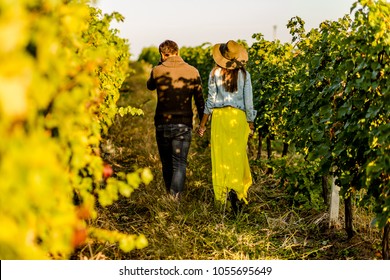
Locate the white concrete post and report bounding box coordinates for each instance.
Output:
[329,175,341,228]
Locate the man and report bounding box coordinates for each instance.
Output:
[147,40,205,199]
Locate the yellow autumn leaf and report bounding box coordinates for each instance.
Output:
[0,4,29,53]
[141,167,154,185]
[0,77,28,118]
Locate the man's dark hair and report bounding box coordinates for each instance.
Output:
[159,40,179,56]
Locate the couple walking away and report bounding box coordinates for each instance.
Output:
[146,39,256,213]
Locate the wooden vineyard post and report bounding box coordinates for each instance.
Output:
[257,131,263,160]
[383,222,389,260]
[329,175,341,228]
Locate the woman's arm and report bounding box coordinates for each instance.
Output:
[243,72,257,122]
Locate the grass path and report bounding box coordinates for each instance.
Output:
[74,62,381,260]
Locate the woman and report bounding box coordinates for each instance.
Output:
[198,40,256,213]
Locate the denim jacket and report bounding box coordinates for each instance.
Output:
[204,68,257,122]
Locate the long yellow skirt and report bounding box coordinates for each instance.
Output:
[210,107,252,204]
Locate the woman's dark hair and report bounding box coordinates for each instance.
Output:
[212,65,247,93]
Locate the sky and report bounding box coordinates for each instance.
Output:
[93,0,357,59]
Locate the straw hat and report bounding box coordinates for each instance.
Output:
[212,40,248,69]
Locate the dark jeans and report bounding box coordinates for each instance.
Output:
[155,124,192,195]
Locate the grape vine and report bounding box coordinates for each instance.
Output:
[0,0,150,259]
[181,0,389,258]
[248,0,389,255]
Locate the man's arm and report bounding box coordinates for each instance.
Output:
[193,76,205,122]
[146,69,156,90]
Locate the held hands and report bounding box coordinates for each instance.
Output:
[198,114,209,138]
[197,125,206,137]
